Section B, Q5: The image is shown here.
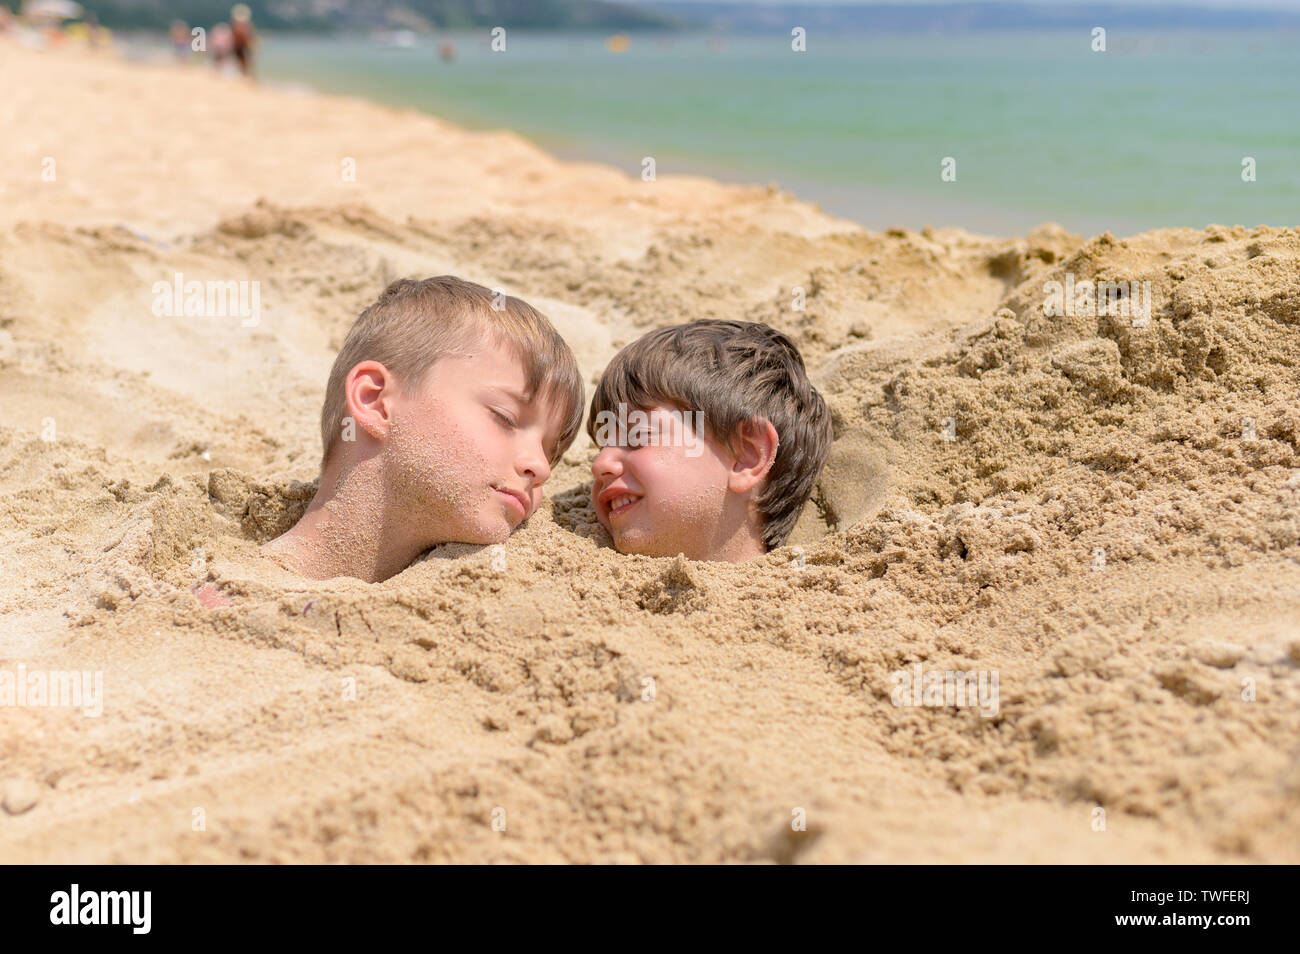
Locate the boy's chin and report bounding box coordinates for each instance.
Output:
[472,511,519,544]
[459,522,512,546]
[612,529,694,560]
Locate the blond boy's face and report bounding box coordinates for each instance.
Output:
[590,405,736,560]
[383,341,562,545]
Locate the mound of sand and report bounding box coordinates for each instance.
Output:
[0,42,1297,863]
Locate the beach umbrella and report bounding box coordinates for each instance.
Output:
[22,0,84,20]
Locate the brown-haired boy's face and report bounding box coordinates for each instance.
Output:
[382,339,564,545]
[591,404,739,560]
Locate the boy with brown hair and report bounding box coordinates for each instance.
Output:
[588,319,832,563]
[262,276,584,582]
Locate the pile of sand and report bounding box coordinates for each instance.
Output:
[0,42,1296,863]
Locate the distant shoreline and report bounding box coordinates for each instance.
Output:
[18,29,1295,240]
[230,30,1296,237]
[111,31,1056,237]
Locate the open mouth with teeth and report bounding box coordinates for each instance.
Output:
[605,493,642,517]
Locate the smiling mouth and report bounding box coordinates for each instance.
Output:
[606,493,641,517]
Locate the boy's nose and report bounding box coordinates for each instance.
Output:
[591,445,623,480]
[519,440,552,486]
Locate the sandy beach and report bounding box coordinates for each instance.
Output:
[1,39,1297,863]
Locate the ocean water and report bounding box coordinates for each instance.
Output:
[254,29,1300,237]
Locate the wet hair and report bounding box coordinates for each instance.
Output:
[320,276,584,472]
[588,319,832,549]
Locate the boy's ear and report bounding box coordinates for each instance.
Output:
[345,361,399,441]
[726,417,779,494]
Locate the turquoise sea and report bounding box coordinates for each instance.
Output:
[251,29,1300,237]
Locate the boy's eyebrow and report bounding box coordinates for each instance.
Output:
[486,384,533,404]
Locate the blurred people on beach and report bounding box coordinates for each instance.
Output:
[210,21,233,71]
[230,4,256,78]
[170,19,190,59]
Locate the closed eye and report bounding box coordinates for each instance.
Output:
[490,408,517,429]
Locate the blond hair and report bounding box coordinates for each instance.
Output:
[320,276,584,472]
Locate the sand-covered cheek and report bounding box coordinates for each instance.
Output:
[661,482,726,533]
[633,451,728,541]
[388,408,501,533]
[665,443,731,520]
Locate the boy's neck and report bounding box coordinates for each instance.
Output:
[707,523,768,563]
[697,496,768,563]
[262,454,426,583]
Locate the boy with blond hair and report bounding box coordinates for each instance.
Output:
[262,276,584,582]
[588,319,832,563]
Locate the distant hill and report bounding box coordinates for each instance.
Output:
[71,0,1300,34]
[80,0,685,33]
[639,2,1300,33]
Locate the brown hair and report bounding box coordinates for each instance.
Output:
[320,276,584,471]
[587,319,832,549]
